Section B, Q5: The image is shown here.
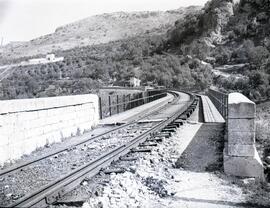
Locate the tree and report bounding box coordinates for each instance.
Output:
[248,46,269,66]
[248,71,268,88]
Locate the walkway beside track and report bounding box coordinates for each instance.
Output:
[99,93,175,125]
[200,95,225,123]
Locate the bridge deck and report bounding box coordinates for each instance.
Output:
[99,93,175,125]
[200,95,225,123]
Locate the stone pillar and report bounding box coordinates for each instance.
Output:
[223,92,264,179]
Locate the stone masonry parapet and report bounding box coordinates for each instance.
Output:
[224,92,264,179]
[0,94,99,165]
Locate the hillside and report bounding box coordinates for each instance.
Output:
[0,34,213,99]
[1,0,270,101]
[0,7,199,60]
[166,0,270,101]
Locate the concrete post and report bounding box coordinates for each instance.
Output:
[223,93,264,179]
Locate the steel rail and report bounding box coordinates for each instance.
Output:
[0,91,174,177]
[8,90,194,207]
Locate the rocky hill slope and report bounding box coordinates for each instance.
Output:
[166,0,270,100]
[0,7,199,60]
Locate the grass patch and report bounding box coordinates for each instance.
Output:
[255,101,270,182]
[255,101,270,159]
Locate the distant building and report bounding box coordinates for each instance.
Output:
[144,86,154,90]
[130,77,141,87]
[21,54,64,66]
[113,80,130,87]
[46,54,56,61]
[27,58,46,65]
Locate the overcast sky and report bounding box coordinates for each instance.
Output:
[0,0,208,44]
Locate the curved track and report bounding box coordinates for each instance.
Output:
[0,90,198,207]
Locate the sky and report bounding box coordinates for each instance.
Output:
[0,0,208,45]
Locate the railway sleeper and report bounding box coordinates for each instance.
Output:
[187,108,194,112]
[53,199,85,207]
[131,148,152,153]
[139,143,158,147]
[188,108,194,113]
[186,113,191,118]
[155,132,172,137]
[171,123,181,128]
[170,123,181,127]
[120,156,138,161]
[147,138,163,142]
[121,135,135,138]
[163,127,177,131]
[190,108,196,112]
[165,124,178,129]
[103,168,126,174]
[174,119,185,125]
[162,128,176,133]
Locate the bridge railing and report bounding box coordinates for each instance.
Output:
[206,88,228,120]
[99,89,167,119]
[206,88,264,179]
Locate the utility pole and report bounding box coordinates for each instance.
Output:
[0,37,3,47]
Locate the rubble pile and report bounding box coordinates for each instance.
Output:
[84,172,155,208]
[143,176,169,197]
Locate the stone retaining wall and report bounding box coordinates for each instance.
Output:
[0,94,99,165]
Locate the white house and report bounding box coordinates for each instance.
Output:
[130,77,141,87]
[46,54,55,61]
[21,54,64,66]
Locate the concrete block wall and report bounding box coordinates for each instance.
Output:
[223,93,264,179]
[0,94,99,165]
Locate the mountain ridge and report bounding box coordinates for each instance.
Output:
[0,6,200,60]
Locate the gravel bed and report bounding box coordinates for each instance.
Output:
[0,126,114,171]
[0,123,155,206]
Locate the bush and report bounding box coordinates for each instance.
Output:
[248,46,269,66]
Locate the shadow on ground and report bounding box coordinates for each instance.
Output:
[175,123,224,172]
[174,122,270,208]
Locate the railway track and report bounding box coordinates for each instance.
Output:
[0,92,173,178]
[0,90,198,207]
